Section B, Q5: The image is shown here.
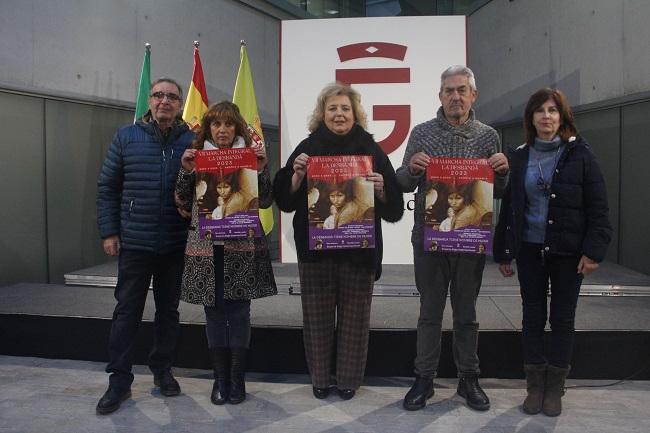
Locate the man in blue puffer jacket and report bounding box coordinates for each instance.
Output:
[95,78,194,415]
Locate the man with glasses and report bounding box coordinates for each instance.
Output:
[396,66,509,412]
[96,78,194,414]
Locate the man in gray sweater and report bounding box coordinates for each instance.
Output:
[396,65,509,412]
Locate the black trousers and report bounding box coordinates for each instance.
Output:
[516,242,583,368]
[204,244,251,348]
[106,249,184,389]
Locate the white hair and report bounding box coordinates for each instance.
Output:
[440,65,477,92]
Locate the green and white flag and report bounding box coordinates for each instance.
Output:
[134,43,151,123]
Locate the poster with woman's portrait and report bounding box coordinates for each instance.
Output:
[307,155,375,250]
[195,148,260,240]
[424,158,493,254]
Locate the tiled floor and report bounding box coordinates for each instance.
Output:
[1,356,649,433]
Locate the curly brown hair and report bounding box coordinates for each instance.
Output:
[191,101,252,149]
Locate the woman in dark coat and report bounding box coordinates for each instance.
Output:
[494,88,611,417]
[175,101,276,405]
[273,83,403,400]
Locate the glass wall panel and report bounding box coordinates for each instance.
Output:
[574,108,620,262]
[501,124,524,152]
[0,92,48,286]
[620,101,650,274]
[45,100,132,283]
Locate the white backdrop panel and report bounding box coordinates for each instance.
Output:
[280,16,466,263]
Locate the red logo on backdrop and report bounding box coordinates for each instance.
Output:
[336,42,411,155]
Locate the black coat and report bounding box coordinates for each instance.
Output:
[493,135,611,263]
[273,123,404,279]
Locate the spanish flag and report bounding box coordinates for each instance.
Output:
[182,41,209,131]
[233,41,273,235]
[134,43,151,123]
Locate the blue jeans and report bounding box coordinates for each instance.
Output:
[413,248,486,378]
[106,249,184,389]
[516,242,582,368]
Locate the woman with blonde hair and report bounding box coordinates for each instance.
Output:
[273,83,403,400]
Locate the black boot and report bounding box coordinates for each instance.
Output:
[229,347,247,404]
[403,375,434,411]
[457,374,490,411]
[96,385,131,415]
[209,347,229,405]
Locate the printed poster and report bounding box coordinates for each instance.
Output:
[195,148,260,240]
[307,155,375,250]
[424,158,494,254]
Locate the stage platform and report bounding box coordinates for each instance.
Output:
[64,260,650,296]
[2,261,650,380]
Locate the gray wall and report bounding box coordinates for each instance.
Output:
[0,0,281,125]
[0,0,284,286]
[469,0,650,124]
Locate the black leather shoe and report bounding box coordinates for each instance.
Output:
[312,386,330,399]
[96,386,131,415]
[457,375,490,411]
[403,376,434,411]
[338,388,355,400]
[154,371,181,397]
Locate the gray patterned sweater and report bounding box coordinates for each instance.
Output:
[396,107,508,247]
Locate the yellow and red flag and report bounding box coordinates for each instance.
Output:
[182,41,209,131]
[233,41,274,234]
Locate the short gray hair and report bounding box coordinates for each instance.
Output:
[440,65,476,92]
[150,77,184,99]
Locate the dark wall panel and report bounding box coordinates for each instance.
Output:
[620,102,650,274]
[45,100,131,283]
[0,93,48,286]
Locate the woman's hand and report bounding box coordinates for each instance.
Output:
[367,172,386,202]
[577,255,599,275]
[176,208,191,219]
[499,261,515,277]
[290,153,309,193]
[181,149,197,172]
[254,143,268,171]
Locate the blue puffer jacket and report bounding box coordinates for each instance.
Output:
[97,116,194,253]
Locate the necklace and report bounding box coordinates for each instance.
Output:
[535,145,562,194]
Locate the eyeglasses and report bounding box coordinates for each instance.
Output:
[536,162,551,195]
[150,91,181,102]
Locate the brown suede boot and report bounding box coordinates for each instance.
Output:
[522,364,546,414]
[543,365,570,417]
